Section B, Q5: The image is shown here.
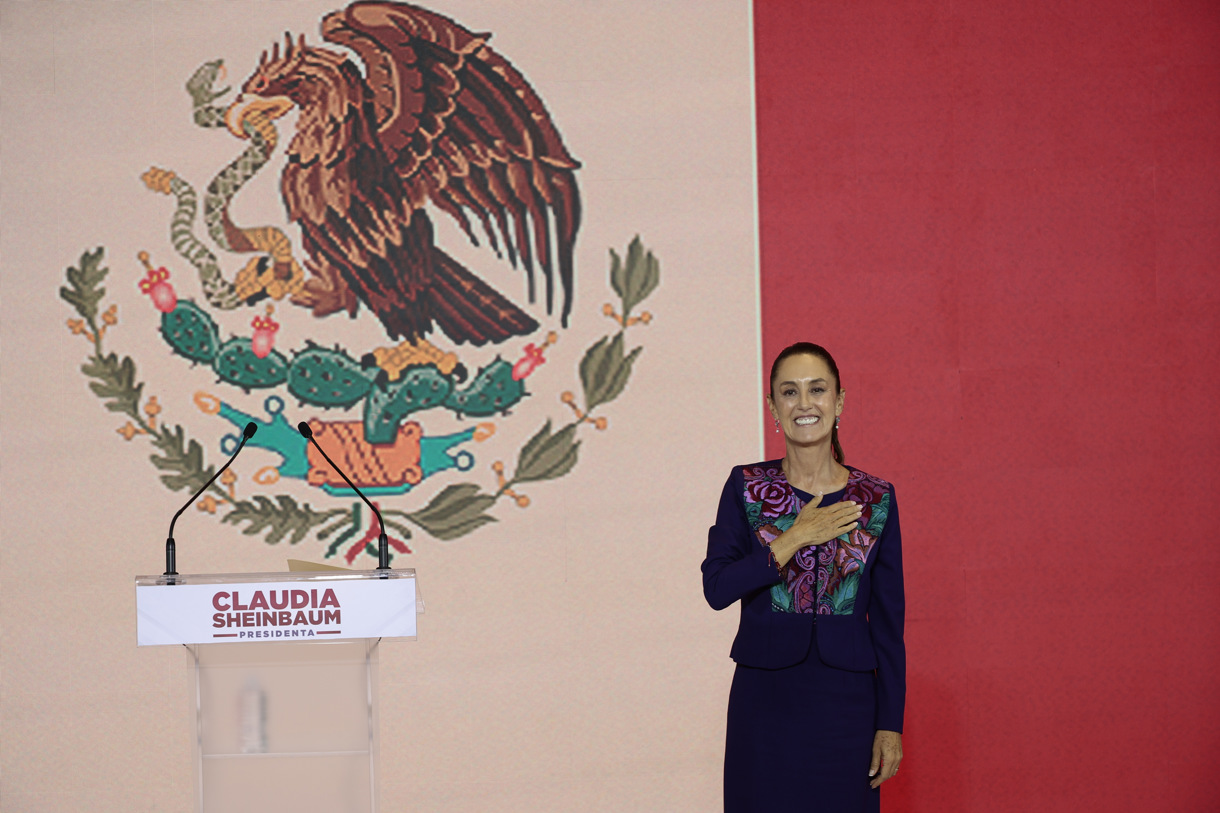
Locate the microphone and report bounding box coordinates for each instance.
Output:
[297,421,390,571]
[164,421,257,579]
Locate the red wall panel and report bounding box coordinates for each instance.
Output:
[754,2,1220,810]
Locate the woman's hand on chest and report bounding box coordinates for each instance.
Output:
[770,494,862,568]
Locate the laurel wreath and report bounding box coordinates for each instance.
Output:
[61,238,658,561]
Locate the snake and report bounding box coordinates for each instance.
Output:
[141,59,303,309]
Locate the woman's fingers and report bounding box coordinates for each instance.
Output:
[790,499,864,548]
[821,502,863,532]
[832,503,862,523]
[868,731,902,789]
[776,498,867,562]
[869,757,900,789]
[810,500,861,519]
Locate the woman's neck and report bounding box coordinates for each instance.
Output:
[782,444,847,495]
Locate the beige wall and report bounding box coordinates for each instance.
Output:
[0,1,760,810]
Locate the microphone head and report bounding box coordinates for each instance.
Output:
[243,421,258,439]
[297,421,313,439]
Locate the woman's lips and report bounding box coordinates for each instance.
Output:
[794,416,819,426]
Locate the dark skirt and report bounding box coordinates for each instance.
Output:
[724,643,880,812]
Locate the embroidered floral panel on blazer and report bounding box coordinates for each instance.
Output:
[742,464,891,614]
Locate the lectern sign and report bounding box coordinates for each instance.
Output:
[135,570,416,646]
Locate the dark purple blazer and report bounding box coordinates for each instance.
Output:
[701,463,906,733]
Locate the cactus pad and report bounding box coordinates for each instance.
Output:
[287,346,374,409]
[214,337,289,391]
[364,366,454,444]
[445,357,526,418]
[160,301,220,364]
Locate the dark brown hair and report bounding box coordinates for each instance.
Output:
[768,342,845,464]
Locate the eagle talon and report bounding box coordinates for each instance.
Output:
[365,338,461,382]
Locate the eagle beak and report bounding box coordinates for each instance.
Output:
[225,95,295,139]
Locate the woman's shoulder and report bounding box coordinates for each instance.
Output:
[847,466,895,495]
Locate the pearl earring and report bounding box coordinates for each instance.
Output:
[835,416,840,428]
[774,418,780,433]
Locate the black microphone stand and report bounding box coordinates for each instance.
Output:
[164,422,258,580]
[297,421,390,571]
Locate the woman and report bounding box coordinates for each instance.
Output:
[702,342,905,812]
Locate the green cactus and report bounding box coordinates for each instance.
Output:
[287,345,375,409]
[445,357,526,418]
[213,337,289,391]
[363,365,455,444]
[160,301,221,364]
[156,305,529,440]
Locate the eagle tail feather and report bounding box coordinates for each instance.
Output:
[428,249,538,346]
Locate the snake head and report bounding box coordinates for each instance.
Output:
[185,59,230,107]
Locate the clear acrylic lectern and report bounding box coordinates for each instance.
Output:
[135,569,417,813]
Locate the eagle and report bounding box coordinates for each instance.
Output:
[225,1,581,349]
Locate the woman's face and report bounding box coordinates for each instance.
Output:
[767,353,844,447]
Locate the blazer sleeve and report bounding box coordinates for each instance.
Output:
[869,486,906,734]
[702,468,782,611]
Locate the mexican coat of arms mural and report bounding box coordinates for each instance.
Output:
[59,1,660,564]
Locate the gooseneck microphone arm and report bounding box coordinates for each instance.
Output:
[164,421,258,578]
[297,421,390,570]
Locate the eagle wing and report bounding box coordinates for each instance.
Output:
[321,1,581,327]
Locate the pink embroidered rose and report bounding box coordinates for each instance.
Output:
[745,478,798,517]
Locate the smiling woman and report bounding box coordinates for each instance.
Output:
[701,342,906,812]
[768,343,846,467]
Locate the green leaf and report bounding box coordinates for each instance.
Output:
[148,424,215,493]
[770,583,795,613]
[82,352,144,418]
[609,248,625,301]
[402,484,499,541]
[579,336,611,406]
[612,236,660,318]
[516,421,556,478]
[403,484,485,524]
[830,572,860,615]
[513,420,580,483]
[579,332,643,411]
[223,495,344,546]
[424,513,498,541]
[865,492,891,537]
[59,247,108,324]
